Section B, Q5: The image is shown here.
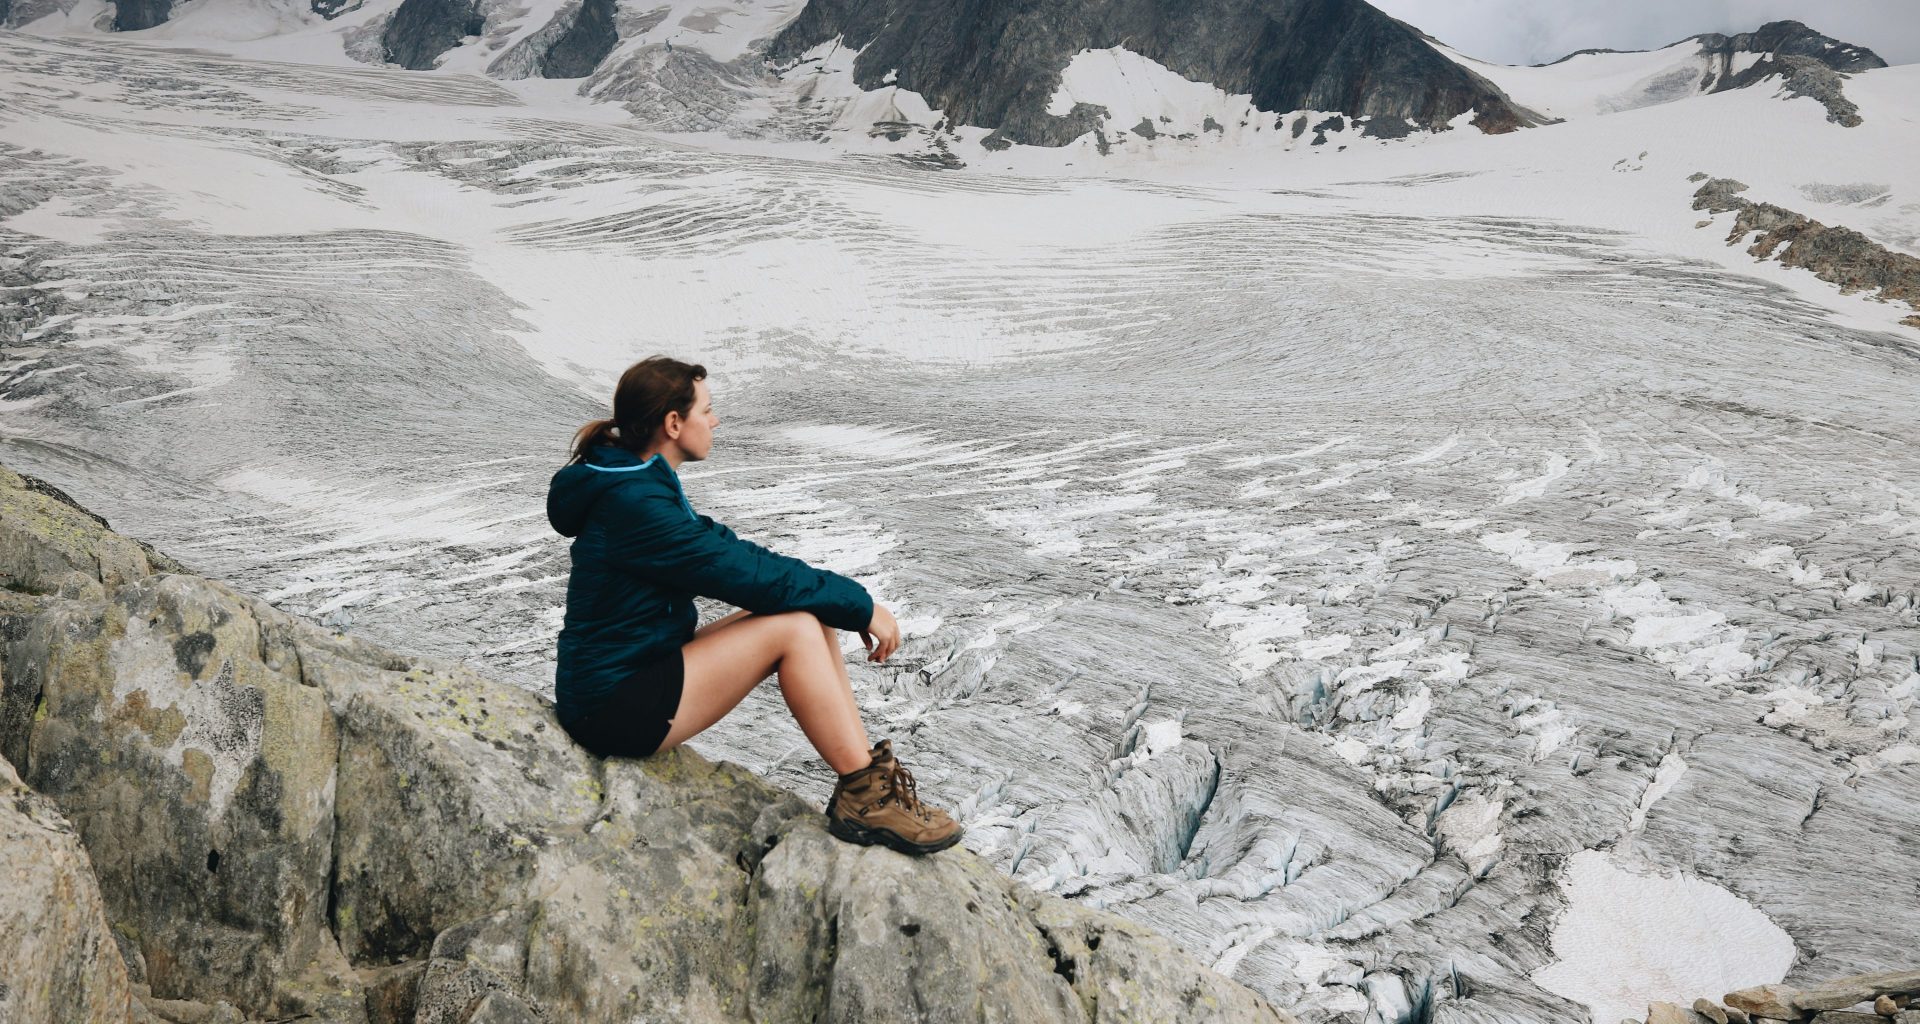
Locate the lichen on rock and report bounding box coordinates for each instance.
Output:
[0,462,1292,1023]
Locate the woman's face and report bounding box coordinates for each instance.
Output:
[674,378,719,461]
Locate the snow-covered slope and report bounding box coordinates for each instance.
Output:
[1433,20,1887,125]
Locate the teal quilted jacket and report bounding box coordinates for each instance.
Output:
[546,445,874,724]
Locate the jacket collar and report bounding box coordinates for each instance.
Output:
[584,445,672,476]
[583,445,697,518]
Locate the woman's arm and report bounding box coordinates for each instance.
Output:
[600,486,875,632]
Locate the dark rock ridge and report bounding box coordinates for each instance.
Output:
[1698,22,1886,127]
[487,0,620,80]
[109,0,171,31]
[382,0,485,71]
[1692,176,1920,329]
[1548,21,1887,126]
[540,0,618,78]
[0,462,1292,1024]
[1688,20,1885,75]
[1542,20,1882,71]
[768,0,1544,147]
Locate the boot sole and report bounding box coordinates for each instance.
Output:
[827,815,963,855]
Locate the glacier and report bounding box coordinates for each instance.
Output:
[1,12,1917,1023]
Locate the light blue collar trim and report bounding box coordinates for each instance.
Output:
[583,454,661,473]
[582,453,698,520]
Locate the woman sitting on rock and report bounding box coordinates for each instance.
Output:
[546,355,961,855]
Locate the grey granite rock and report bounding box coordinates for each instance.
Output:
[1648,1002,1709,1024]
[10,573,359,1016]
[1794,971,1920,1012]
[1694,998,1731,1024]
[0,461,1293,1022]
[360,960,426,1024]
[0,753,134,1024]
[1725,984,1799,1020]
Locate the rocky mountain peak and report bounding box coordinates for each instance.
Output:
[769,0,1546,147]
[1691,19,1888,72]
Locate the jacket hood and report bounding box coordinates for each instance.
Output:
[547,446,674,538]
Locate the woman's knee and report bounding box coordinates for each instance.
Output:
[769,609,826,642]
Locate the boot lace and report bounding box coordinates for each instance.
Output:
[879,762,930,821]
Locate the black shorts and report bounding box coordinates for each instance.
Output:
[560,646,685,759]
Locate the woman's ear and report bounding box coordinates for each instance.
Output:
[662,411,682,439]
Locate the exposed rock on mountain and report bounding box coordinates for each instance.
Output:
[1473,20,1889,126]
[768,0,1544,147]
[1689,20,1885,75]
[1548,20,1883,75]
[1690,22,1886,126]
[538,0,618,78]
[110,0,170,31]
[311,0,361,22]
[1692,176,1920,326]
[0,462,1291,1024]
[487,0,619,80]
[382,0,485,71]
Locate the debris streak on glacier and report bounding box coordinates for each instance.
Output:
[2,30,1916,1024]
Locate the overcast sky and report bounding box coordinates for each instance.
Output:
[1368,0,1920,66]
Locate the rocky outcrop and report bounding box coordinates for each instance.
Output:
[0,461,1291,1024]
[1701,21,1887,128]
[0,755,135,1024]
[768,0,1543,146]
[539,0,617,78]
[1692,177,1920,328]
[1620,968,1920,1023]
[1690,20,1886,77]
[382,0,485,71]
[109,0,171,31]
[486,0,619,80]
[1549,21,1886,127]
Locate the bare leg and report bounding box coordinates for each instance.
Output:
[659,611,873,774]
[818,623,871,757]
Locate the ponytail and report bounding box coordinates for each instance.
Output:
[567,357,707,465]
[569,417,622,462]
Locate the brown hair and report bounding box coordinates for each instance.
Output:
[568,356,707,465]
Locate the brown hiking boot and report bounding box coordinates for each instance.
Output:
[826,740,963,855]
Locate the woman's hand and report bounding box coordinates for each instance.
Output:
[860,603,900,663]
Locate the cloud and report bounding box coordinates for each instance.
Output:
[1369,0,1920,66]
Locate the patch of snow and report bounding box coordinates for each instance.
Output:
[1533,849,1795,1024]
